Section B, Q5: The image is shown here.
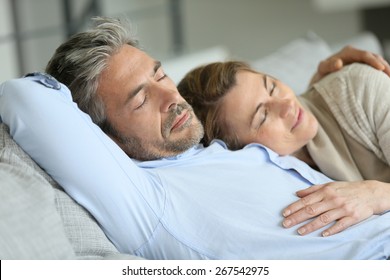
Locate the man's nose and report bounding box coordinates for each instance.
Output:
[151,82,182,112]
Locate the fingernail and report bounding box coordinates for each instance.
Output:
[298,228,306,235]
[283,219,291,227]
[283,210,290,217]
[322,231,329,237]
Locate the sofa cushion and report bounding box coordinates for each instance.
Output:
[0,123,139,259]
[0,160,75,259]
[251,32,332,95]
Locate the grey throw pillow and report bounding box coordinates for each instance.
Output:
[0,123,141,259]
[0,161,76,259]
[251,32,332,95]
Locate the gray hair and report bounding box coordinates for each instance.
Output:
[45,16,139,127]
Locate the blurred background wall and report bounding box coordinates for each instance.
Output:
[1,0,389,82]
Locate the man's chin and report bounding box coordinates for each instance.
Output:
[165,126,204,154]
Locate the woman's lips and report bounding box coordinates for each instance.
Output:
[291,108,303,131]
[171,112,190,131]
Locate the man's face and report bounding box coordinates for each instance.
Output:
[97,45,204,160]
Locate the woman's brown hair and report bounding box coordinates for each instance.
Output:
[177,61,257,149]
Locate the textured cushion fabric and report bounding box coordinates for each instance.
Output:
[0,160,75,259]
[0,123,140,259]
[251,32,332,95]
[54,189,126,259]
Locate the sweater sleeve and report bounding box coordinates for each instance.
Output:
[314,63,390,165]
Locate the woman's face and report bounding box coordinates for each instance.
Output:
[219,70,318,155]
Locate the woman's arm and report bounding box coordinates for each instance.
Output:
[282,180,390,237]
[284,63,390,237]
[309,45,390,86]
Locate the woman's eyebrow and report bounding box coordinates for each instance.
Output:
[249,75,267,128]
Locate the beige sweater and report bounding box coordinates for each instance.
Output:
[299,63,390,182]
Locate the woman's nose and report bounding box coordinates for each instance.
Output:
[277,98,294,118]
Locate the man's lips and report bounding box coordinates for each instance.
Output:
[291,108,303,131]
[171,112,190,131]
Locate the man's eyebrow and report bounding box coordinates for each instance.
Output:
[126,60,162,103]
[263,74,267,90]
[154,60,162,73]
[249,75,267,128]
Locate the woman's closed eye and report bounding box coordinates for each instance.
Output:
[259,108,268,128]
[252,103,268,130]
[258,80,277,128]
[257,80,278,127]
[257,77,274,127]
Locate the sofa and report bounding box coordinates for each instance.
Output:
[0,123,140,259]
[0,31,384,259]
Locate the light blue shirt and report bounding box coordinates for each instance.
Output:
[1,74,389,259]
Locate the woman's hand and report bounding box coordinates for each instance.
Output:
[309,45,390,86]
[282,180,390,237]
